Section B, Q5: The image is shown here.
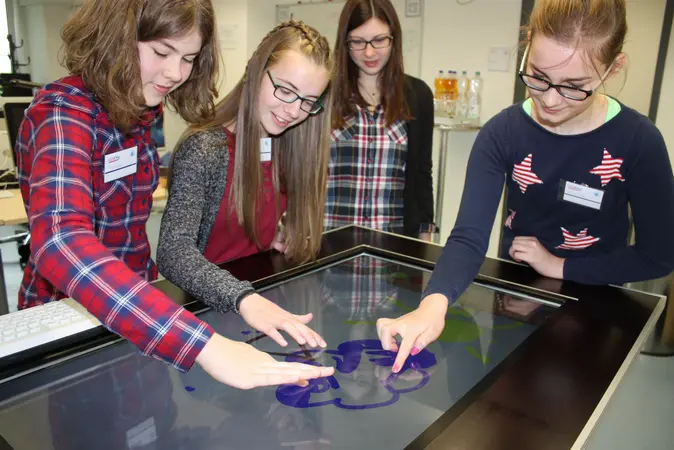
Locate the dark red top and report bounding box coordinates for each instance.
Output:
[203,128,287,264]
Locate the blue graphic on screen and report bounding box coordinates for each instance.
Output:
[275,339,436,410]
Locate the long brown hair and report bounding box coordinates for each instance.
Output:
[331,0,410,129]
[525,0,627,74]
[61,0,220,131]
[179,21,332,263]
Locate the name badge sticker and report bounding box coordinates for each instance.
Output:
[558,179,604,210]
[260,138,272,162]
[104,146,138,183]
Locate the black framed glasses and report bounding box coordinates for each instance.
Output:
[267,71,324,115]
[518,43,614,101]
[346,36,393,51]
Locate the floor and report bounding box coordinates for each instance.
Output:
[0,220,672,449]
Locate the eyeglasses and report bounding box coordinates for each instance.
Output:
[518,43,614,101]
[267,71,324,115]
[346,36,393,51]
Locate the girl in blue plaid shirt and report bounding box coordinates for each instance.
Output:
[327,0,436,240]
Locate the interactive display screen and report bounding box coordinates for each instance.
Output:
[0,255,555,450]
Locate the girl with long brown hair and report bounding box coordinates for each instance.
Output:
[379,0,674,372]
[326,0,435,240]
[322,0,436,331]
[16,0,331,390]
[158,21,333,351]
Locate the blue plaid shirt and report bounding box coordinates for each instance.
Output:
[325,105,414,234]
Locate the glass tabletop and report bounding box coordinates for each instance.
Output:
[0,255,556,450]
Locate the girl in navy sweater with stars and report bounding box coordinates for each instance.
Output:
[377,0,674,372]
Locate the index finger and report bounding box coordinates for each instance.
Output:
[392,332,416,373]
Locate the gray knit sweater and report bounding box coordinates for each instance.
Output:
[156,128,255,314]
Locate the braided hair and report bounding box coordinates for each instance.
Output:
[173,20,333,263]
[242,20,330,84]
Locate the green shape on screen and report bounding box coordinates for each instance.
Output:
[466,345,490,365]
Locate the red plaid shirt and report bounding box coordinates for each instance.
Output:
[15,75,213,371]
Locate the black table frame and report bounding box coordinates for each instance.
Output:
[0,226,666,450]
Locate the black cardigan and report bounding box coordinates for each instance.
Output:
[401,74,435,236]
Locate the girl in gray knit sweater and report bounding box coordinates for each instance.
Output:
[157,22,333,385]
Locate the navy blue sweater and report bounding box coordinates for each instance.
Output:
[425,101,674,304]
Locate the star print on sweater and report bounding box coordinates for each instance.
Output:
[512,153,543,193]
[555,227,600,250]
[590,149,625,187]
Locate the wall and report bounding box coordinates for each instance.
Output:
[656,8,674,164]
[604,0,667,116]
[13,0,73,84]
[421,0,523,124]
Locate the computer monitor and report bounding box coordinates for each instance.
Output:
[2,102,30,167]
[0,73,35,97]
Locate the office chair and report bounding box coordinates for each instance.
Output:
[2,102,31,269]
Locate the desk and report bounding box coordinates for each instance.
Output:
[0,227,665,450]
[0,185,168,226]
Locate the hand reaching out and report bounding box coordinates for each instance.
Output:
[239,293,327,348]
[376,294,448,373]
[196,333,334,389]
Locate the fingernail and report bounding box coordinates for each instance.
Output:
[411,347,421,356]
[298,380,309,387]
[392,364,400,373]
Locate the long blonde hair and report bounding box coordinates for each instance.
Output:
[177,21,332,262]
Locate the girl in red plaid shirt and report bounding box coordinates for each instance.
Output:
[15,0,331,389]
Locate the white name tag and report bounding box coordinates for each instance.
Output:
[560,180,604,210]
[260,138,272,162]
[104,146,138,183]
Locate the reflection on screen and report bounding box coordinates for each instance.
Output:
[0,255,555,450]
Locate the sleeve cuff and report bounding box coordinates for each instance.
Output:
[151,309,216,372]
[233,288,257,314]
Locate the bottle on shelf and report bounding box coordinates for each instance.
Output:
[434,70,446,116]
[466,71,483,127]
[444,70,458,118]
[456,70,469,122]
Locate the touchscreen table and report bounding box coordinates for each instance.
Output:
[0,255,555,450]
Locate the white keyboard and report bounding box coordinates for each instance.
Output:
[0,298,102,358]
